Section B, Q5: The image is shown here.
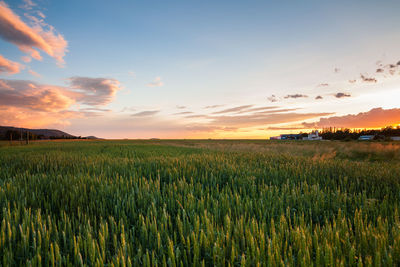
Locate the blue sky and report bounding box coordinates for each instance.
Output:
[1,0,400,138]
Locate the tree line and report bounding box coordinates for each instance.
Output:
[315,126,400,140]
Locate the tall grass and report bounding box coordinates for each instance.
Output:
[0,140,399,266]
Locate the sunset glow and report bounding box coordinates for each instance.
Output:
[1,0,400,138]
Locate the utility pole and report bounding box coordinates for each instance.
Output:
[26,131,29,145]
[9,132,12,145]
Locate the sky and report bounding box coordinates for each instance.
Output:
[0,0,400,139]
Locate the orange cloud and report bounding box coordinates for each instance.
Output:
[0,54,23,74]
[303,108,400,128]
[0,1,68,66]
[0,79,75,111]
[0,77,122,128]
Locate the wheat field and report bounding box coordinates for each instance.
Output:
[0,140,399,266]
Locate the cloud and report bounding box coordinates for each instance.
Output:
[207,112,333,128]
[185,114,209,119]
[266,126,305,131]
[315,95,323,100]
[0,54,23,74]
[173,111,193,115]
[303,108,400,128]
[235,106,279,114]
[0,79,75,112]
[204,105,223,109]
[69,77,121,106]
[0,1,68,66]
[348,80,356,83]
[397,61,400,66]
[28,69,40,77]
[212,105,253,114]
[334,92,351,98]
[318,83,329,87]
[376,68,384,73]
[146,77,163,87]
[20,0,36,10]
[21,55,31,62]
[176,105,186,109]
[267,95,278,102]
[334,68,340,73]
[131,110,159,117]
[284,94,308,99]
[360,74,377,83]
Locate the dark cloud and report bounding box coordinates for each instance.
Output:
[360,74,377,83]
[303,108,400,128]
[284,94,308,99]
[131,110,159,117]
[376,68,384,73]
[212,105,253,114]
[69,77,121,106]
[334,92,351,98]
[397,61,400,66]
[315,95,323,100]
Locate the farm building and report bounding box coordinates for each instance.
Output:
[280,134,303,140]
[303,130,322,140]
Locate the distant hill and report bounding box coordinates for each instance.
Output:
[0,126,76,140]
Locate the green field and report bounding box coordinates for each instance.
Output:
[0,140,400,266]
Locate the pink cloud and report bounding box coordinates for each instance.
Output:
[0,54,23,74]
[0,1,68,66]
[303,108,400,128]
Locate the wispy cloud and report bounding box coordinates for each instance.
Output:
[284,94,308,99]
[318,83,329,87]
[204,104,224,109]
[303,108,400,128]
[0,54,23,74]
[146,77,164,87]
[131,110,159,117]
[176,105,186,109]
[212,105,253,114]
[173,111,193,115]
[334,92,351,98]
[0,1,68,66]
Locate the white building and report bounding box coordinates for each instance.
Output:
[303,130,322,140]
